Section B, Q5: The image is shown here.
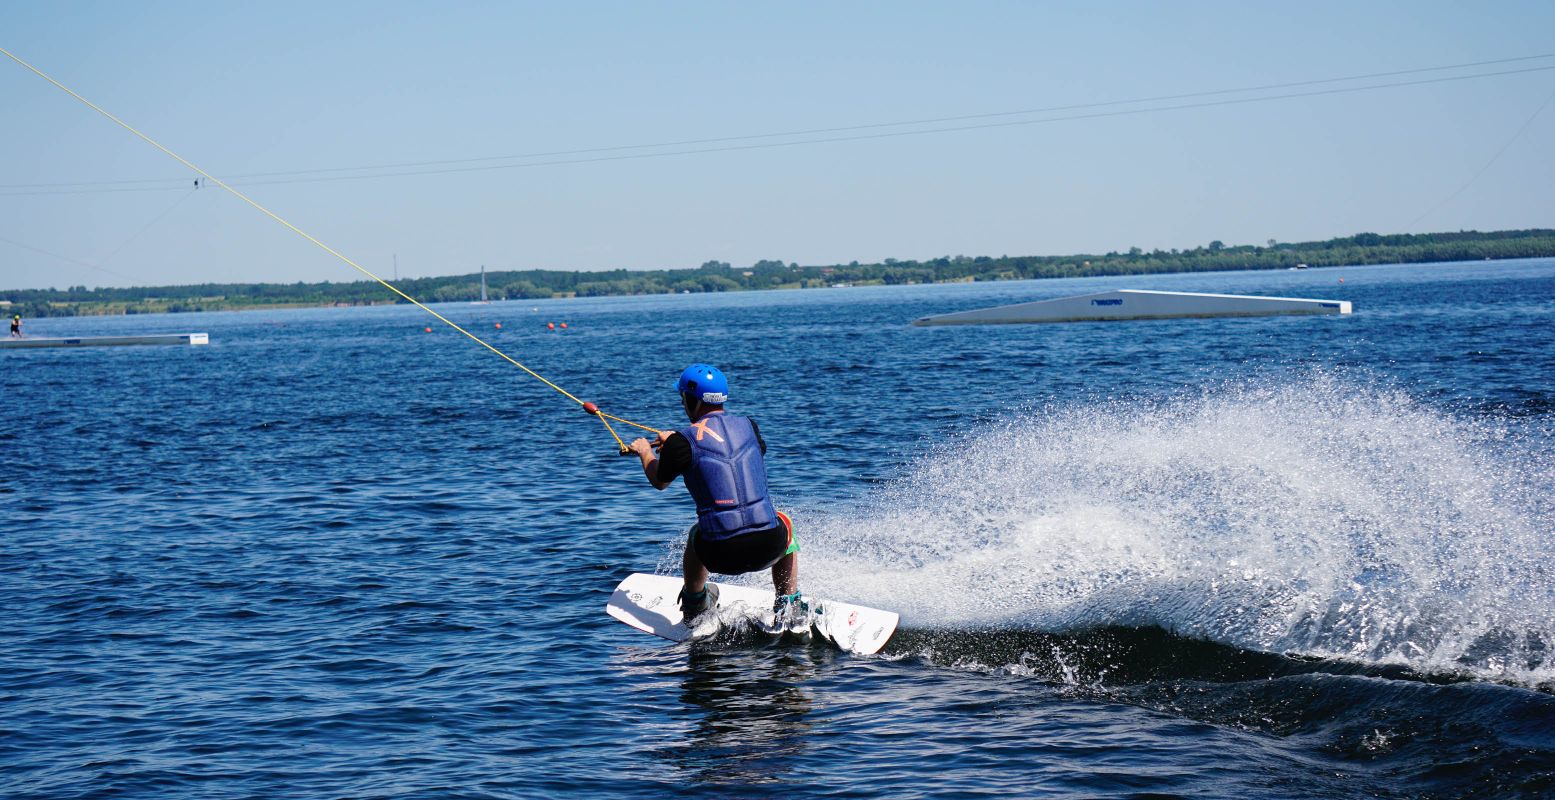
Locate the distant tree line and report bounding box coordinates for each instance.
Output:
[6,228,1553,318]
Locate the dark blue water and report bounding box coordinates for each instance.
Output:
[5,260,1555,799]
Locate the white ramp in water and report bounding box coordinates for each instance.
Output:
[913,290,1351,325]
[1,333,209,350]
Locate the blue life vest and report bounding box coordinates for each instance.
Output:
[678,412,778,540]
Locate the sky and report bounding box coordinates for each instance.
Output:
[3,1,1554,290]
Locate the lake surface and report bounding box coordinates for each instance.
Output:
[5,259,1554,798]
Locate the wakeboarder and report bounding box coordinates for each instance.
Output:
[626,364,806,625]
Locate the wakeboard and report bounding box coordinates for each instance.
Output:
[606,572,898,656]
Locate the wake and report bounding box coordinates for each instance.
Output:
[801,374,1555,687]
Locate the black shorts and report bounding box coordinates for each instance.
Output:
[692,515,793,576]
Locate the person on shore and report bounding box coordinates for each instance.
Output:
[9,314,20,338]
[627,364,806,626]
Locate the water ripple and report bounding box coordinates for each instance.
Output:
[5,260,1555,798]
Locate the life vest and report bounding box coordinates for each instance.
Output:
[678,412,778,540]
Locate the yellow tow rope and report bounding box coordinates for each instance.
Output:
[3,45,657,453]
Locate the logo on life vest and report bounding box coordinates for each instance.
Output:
[690,418,726,443]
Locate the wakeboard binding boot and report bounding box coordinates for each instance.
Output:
[678,582,719,624]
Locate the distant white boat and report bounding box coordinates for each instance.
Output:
[913,290,1351,325]
[1,333,209,349]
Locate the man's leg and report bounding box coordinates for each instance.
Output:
[678,529,720,620]
[770,537,805,631]
[770,551,797,596]
[682,533,709,595]
[770,511,799,596]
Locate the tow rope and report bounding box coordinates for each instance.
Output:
[3,45,655,454]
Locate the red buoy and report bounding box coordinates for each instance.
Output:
[495,322,502,329]
[424,327,432,333]
[546,322,555,330]
[560,322,568,329]
[582,401,599,415]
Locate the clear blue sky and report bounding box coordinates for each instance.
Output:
[3,1,1553,290]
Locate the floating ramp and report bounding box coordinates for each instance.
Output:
[913,290,1351,326]
[0,333,209,350]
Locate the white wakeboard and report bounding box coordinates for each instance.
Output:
[606,572,898,656]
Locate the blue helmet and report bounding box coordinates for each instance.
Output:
[676,364,729,405]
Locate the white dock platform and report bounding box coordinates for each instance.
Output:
[913,290,1351,326]
[1,333,209,349]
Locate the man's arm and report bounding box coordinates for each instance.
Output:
[750,418,766,455]
[628,432,672,490]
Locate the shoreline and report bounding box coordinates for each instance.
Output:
[7,233,1553,318]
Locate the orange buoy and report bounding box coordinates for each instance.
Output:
[560,322,568,329]
[546,322,555,330]
[424,327,432,333]
[495,322,502,329]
